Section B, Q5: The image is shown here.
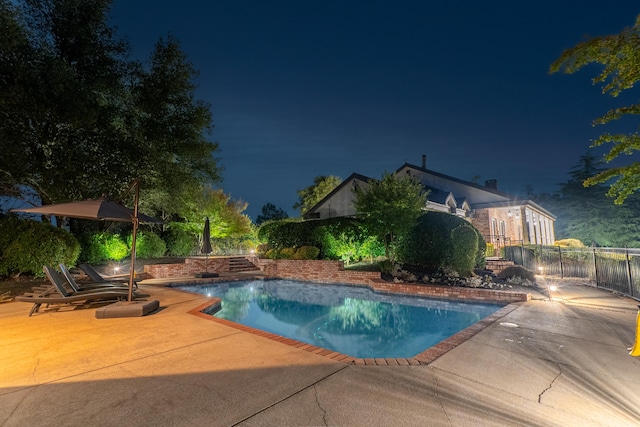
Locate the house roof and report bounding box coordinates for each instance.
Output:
[302,172,372,219]
[397,162,516,200]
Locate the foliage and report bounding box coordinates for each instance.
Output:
[278,247,297,259]
[293,175,342,215]
[497,266,536,282]
[77,232,129,264]
[255,203,289,226]
[162,228,196,256]
[293,246,320,260]
[0,1,221,218]
[397,211,483,276]
[353,172,427,263]
[257,217,384,264]
[550,15,640,204]
[0,217,79,277]
[554,238,585,248]
[534,153,640,247]
[171,186,254,253]
[128,231,166,259]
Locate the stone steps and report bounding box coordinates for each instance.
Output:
[228,256,259,272]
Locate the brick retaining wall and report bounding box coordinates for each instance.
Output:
[258,259,528,303]
[144,257,230,278]
[145,258,529,303]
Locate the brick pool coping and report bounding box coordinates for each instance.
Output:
[181,279,528,366]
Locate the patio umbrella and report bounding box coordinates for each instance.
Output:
[11,182,161,302]
[200,217,213,274]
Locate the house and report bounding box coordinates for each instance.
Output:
[303,155,556,254]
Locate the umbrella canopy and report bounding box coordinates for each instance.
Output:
[11,192,162,302]
[11,197,162,224]
[201,217,213,255]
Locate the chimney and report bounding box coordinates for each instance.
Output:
[485,179,498,190]
[421,154,426,169]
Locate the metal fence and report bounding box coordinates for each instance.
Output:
[502,245,640,301]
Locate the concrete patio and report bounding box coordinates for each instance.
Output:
[1,276,639,426]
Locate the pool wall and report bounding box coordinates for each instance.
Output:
[146,258,530,303]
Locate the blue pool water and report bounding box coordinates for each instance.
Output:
[177,279,504,358]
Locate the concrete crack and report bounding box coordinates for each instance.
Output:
[433,371,452,425]
[538,365,562,404]
[313,384,329,426]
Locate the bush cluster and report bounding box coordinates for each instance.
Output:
[497,265,536,282]
[258,217,384,264]
[163,228,197,256]
[0,217,80,277]
[264,246,320,260]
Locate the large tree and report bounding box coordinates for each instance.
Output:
[550,14,640,204]
[293,175,342,216]
[255,203,289,226]
[0,0,221,216]
[535,152,640,247]
[353,172,427,262]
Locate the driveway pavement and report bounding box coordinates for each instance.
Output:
[1,276,639,426]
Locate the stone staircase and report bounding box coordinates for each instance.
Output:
[228,256,260,272]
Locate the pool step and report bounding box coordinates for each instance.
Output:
[228,256,260,272]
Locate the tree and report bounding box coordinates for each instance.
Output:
[255,203,289,226]
[353,172,427,262]
[534,152,640,247]
[0,0,221,218]
[550,15,640,204]
[293,175,342,215]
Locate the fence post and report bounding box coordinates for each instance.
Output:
[592,247,599,288]
[557,246,564,279]
[626,248,634,298]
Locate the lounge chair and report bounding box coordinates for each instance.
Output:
[15,266,143,316]
[59,264,129,292]
[79,263,139,289]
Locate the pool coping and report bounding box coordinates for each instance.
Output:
[182,280,526,366]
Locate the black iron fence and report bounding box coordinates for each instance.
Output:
[502,245,640,301]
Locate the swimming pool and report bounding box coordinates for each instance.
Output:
[177,279,504,358]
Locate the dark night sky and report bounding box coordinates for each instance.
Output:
[110,1,640,220]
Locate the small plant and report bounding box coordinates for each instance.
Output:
[279,247,297,259]
[293,246,320,260]
[497,265,535,282]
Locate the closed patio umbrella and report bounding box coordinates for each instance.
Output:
[11,181,162,302]
[196,217,217,278]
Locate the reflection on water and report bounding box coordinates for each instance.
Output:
[180,279,502,358]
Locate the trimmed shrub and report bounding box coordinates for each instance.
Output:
[294,246,320,260]
[278,247,297,259]
[265,249,279,259]
[450,225,479,275]
[397,211,483,276]
[497,265,536,282]
[0,217,80,277]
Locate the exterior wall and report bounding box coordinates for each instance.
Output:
[313,179,366,219]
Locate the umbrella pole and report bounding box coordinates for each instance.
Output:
[128,179,140,302]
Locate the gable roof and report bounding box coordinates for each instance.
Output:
[302,172,371,219]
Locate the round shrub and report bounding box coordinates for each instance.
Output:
[0,217,80,277]
[293,246,320,260]
[278,247,297,259]
[397,211,483,276]
[497,265,536,282]
[450,225,479,275]
[265,249,279,259]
